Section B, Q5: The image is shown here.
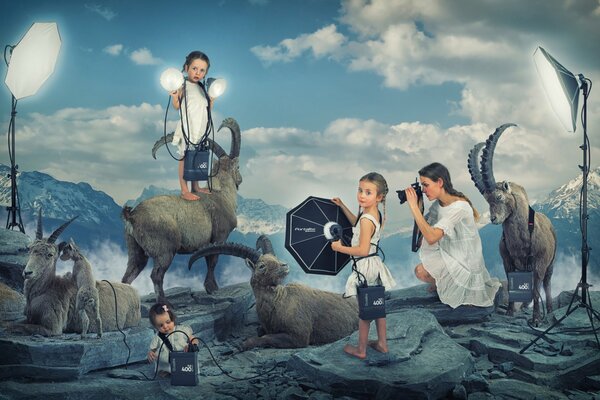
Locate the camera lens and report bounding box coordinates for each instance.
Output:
[396,189,408,204]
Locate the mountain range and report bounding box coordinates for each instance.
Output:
[0,163,598,293]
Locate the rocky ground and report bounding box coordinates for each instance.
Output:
[1,282,599,400]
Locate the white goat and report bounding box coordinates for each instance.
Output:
[59,239,102,339]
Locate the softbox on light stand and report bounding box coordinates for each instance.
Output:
[4,22,61,232]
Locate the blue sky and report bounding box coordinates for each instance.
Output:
[1,0,599,233]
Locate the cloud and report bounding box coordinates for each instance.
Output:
[251,24,346,65]
[250,0,600,137]
[85,4,117,21]
[130,48,162,65]
[103,44,123,56]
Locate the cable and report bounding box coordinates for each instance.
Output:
[100,282,277,382]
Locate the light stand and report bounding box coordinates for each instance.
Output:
[3,22,61,234]
[5,91,24,232]
[521,49,599,353]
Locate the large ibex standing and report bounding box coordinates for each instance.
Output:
[468,124,556,325]
[121,118,242,304]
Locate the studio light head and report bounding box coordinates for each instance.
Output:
[533,46,581,132]
[160,67,184,93]
[206,77,227,98]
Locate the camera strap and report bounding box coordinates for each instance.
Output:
[411,196,424,252]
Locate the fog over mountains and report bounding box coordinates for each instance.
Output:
[1,164,598,297]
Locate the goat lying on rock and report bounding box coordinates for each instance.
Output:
[468,124,556,325]
[17,213,141,336]
[59,239,102,339]
[122,118,242,304]
[189,236,358,349]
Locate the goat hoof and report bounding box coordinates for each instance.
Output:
[204,280,219,294]
[242,337,258,350]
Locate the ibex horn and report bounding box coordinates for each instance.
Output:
[207,139,227,159]
[47,216,78,244]
[480,123,517,191]
[218,118,241,159]
[36,208,43,240]
[256,235,275,255]
[467,142,486,194]
[189,242,260,270]
[151,132,174,160]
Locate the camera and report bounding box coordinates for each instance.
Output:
[396,181,422,204]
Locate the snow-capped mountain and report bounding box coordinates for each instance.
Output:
[0,164,124,246]
[535,166,600,221]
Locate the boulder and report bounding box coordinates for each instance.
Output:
[0,281,25,321]
[287,309,475,399]
[0,229,31,291]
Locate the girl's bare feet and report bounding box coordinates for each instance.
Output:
[181,191,200,201]
[343,344,366,359]
[192,188,211,194]
[368,340,388,353]
[158,370,170,378]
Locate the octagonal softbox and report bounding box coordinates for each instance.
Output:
[285,196,353,275]
[5,22,61,100]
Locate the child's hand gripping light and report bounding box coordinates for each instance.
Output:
[160,67,184,93]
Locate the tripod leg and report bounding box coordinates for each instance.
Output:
[520,305,579,354]
[583,291,600,348]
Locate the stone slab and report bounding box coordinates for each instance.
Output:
[287,309,475,399]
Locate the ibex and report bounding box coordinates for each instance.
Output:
[189,236,358,349]
[468,123,556,325]
[18,211,140,336]
[59,239,102,339]
[121,118,242,304]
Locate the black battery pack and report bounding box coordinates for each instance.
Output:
[170,351,198,386]
[357,285,386,320]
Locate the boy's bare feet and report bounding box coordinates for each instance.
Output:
[368,340,388,353]
[343,344,366,359]
[181,191,200,201]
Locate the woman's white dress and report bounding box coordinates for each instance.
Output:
[344,213,396,297]
[172,81,209,156]
[420,200,500,308]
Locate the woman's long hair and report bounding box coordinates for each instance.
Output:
[418,162,479,221]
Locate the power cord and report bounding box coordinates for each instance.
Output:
[102,280,277,382]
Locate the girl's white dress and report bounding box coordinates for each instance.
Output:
[420,200,501,309]
[149,324,194,373]
[172,81,209,157]
[344,213,396,297]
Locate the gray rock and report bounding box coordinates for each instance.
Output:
[287,309,475,399]
[387,284,496,325]
[0,281,25,321]
[0,326,154,380]
[488,378,569,399]
[0,229,31,291]
[462,373,489,393]
[452,384,468,400]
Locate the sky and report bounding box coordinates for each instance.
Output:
[1,0,600,233]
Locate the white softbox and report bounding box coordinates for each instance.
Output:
[5,22,61,100]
